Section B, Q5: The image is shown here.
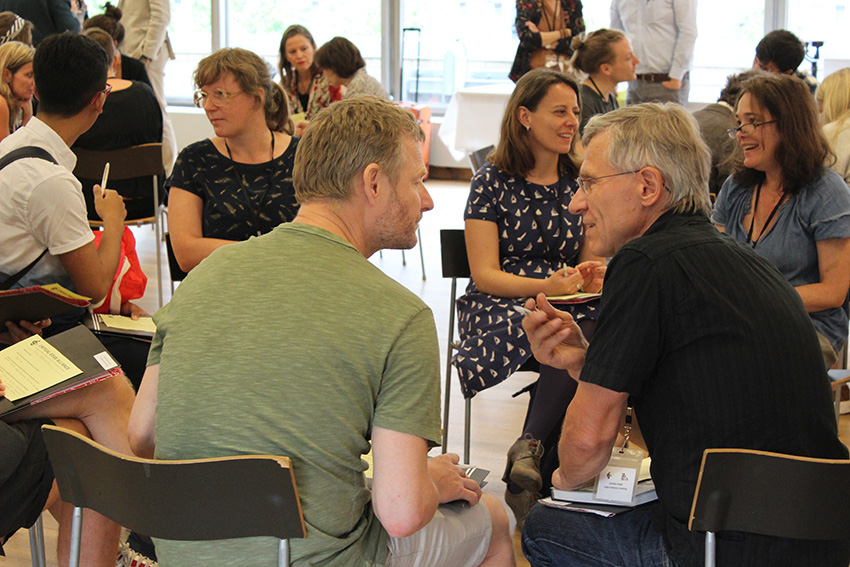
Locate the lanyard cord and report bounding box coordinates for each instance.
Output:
[747,181,784,248]
[224,130,275,237]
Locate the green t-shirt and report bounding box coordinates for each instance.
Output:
[147,223,442,567]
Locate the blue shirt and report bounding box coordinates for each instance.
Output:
[712,168,850,351]
[610,0,697,80]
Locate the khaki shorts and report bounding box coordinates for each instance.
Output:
[386,501,492,567]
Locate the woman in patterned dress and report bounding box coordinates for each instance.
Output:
[168,48,299,272]
[454,69,605,525]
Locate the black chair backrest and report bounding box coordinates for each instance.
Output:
[468,145,494,174]
[440,229,470,279]
[41,425,306,542]
[165,233,188,282]
[689,448,850,540]
[72,144,164,181]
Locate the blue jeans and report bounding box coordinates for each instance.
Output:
[521,503,679,567]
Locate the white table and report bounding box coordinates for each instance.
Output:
[438,82,516,162]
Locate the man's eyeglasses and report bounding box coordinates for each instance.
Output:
[90,83,113,104]
[726,120,777,139]
[193,88,242,108]
[577,170,641,195]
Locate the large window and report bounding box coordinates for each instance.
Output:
[86,0,850,109]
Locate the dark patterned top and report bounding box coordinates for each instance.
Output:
[166,137,300,241]
[453,162,598,397]
[509,0,585,82]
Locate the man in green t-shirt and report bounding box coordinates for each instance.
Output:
[128,96,514,567]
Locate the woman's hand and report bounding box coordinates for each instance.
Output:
[543,267,585,296]
[525,21,540,33]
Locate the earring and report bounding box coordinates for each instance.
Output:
[525,125,530,132]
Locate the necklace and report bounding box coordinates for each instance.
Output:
[746,181,784,247]
[539,0,562,32]
[224,130,276,237]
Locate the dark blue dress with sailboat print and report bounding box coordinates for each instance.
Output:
[453,162,598,398]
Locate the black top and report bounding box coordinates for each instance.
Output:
[166,137,300,241]
[579,83,618,135]
[121,54,152,87]
[582,211,849,567]
[73,81,163,220]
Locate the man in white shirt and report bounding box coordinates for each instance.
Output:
[610,0,698,106]
[0,32,135,566]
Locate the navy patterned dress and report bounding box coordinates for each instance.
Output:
[453,162,598,398]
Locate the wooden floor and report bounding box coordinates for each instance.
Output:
[3,178,850,566]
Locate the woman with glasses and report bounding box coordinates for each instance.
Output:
[454,68,604,526]
[713,73,850,367]
[168,47,298,272]
[0,40,33,141]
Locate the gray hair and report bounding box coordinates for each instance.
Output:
[582,103,712,215]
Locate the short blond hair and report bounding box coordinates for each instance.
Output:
[293,96,424,203]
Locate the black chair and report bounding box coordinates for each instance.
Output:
[689,448,850,567]
[41,425,306,567]
[440,229,472,462]
[164,232,188,293]
[72,143,165,307]
[468,145,494,174]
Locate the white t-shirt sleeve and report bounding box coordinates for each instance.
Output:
[27,171,95,256]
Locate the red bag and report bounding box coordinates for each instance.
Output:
[89,227,148,314]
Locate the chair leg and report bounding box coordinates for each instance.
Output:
[464,397,472,464]
[279,538,289,567]
[705,531,716,567]
[69,507,83,567]
[28,514,45,567]
[153,176,163,307]
[442,278,457,454]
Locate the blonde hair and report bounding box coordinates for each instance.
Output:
[0,40,34,130]
[293,96,424,203]
[817,68,850,144]
[195,47,292,134]
[0,12,32,46]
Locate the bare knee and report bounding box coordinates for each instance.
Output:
[480,493,515,567]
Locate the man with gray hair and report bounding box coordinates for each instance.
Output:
[519,103,849,566]
[128,96,514,567]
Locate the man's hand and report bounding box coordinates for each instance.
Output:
[120,302,149,320]
[428,453,483,506]
[92,184,127,225]
[661,78,682,90]
[0,319,50,346]
[521,293,588,377]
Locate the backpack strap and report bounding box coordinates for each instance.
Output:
[0,146,59,291]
